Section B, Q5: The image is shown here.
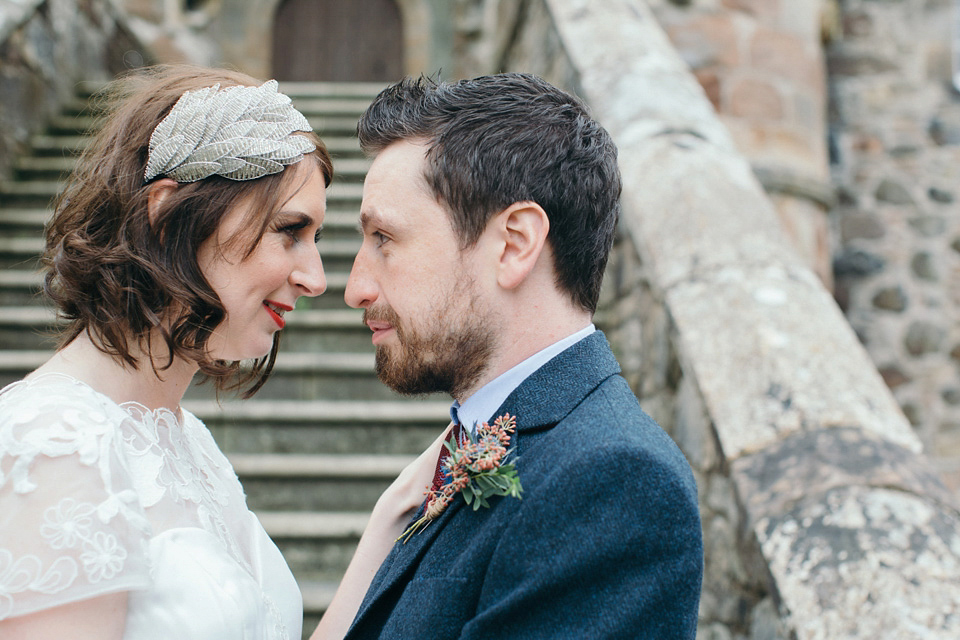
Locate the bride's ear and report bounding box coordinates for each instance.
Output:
[146,179,179,230]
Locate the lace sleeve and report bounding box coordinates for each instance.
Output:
[0,378,152,621]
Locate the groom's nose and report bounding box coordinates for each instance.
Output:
[345,247,376,309]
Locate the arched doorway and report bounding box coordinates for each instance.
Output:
[271,0,404,81]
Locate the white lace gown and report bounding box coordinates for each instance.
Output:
[0,373,302,639]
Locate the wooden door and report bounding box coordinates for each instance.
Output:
[271,0,404,81]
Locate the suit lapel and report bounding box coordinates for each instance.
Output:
[494,331,621,434]
[349,331,621,631]
[349,472,467,629]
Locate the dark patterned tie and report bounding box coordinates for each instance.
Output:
[430,422,462,492]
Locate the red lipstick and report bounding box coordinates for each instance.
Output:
[264,300,293,329]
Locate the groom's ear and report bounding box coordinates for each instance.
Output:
[492,201,549,290]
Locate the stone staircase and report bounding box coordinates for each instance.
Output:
[0,81,450,637]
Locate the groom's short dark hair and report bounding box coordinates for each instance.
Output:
[357,73,621,314]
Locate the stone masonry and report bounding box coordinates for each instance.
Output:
[828,0,960,491]
[476,0,960,637]
[0,0,144,180]
[650,0,836,289]
[5,0,960,638]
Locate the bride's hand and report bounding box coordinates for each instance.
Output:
[369,424,452,536]
[309,425,451,640]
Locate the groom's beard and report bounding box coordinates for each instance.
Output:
[363,292,495,398]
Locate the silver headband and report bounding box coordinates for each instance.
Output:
[144,80,316,183]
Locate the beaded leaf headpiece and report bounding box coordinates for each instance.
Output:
[144,80,316,183]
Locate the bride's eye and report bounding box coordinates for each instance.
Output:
[314,227,324,243]
[275,219,309,242]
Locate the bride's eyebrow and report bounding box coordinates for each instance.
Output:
[275,211,315,225]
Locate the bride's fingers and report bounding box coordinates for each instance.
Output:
[389,422,455,513]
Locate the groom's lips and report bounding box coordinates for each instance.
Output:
[366,320,394,345]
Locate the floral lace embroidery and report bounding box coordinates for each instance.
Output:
[0,377,149,620]
[40,498,128,582]
[119,403,252,575]
[0,375,291,638]
[0,549,77,619]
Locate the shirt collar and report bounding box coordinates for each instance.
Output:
[450,324,596,435]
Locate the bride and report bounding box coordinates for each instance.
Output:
[0,65,439,639]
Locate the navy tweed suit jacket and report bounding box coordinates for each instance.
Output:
[344,331,703,639]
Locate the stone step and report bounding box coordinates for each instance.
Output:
[9,157,371,184]
[48,113,363,138]
[0,179,363,208]
[0,234,360,271]
[61,92,373,121]
[0,349,393,401]
[0,180,63,208]
[309,136,365,158]
[301,579,337,619]
[29,134,89,156]
[231,452,413,478]
[291,98,375,116]
[197,397,448,456]
[0,269,359,313]
[260,510,369,538]
[12,156,76,178]
[46,115,104,135]
[0,242,45,269]
[0,207,361,240]
[327,158,371,182]
[0,303,370,350]
[0,208,51,229]
[326,182,363,202]
[225,351,381,399]
[231,453,413,511]
[260,511,367,583]
[0,270,46,291]
[278,81,386,99]
[187,396,448,425]
[63,78,381,103]
[0,347,374,373]
[28,133,365,158]
[0,368,447,452]
[0,305,59,351]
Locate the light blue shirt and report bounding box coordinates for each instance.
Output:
[451,324,596,436]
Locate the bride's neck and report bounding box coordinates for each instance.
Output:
[31,331,199,413]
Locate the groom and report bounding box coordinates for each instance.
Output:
[343,73,702,638]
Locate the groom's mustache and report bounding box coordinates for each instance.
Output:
[362,305,404,339]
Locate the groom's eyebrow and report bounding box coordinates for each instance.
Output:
[358,210,385,233]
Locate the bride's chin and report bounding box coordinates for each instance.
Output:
[210,342,276,364]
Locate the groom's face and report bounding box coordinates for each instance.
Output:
[345,140,498,398]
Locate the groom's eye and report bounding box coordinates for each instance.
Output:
[373,231,390,248]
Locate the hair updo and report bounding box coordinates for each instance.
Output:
[44,64,333,397]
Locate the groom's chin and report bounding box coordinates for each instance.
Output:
[374,346,449,396]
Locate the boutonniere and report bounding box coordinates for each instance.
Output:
[399,413,523,543]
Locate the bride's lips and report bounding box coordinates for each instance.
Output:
[366,320,394,345]
[264,300,293,329]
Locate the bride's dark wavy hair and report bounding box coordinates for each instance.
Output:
[43,65,332,398]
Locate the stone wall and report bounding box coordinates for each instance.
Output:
[473,0,960,637]
[0,0,145,180]
[649,0,835,288]
[827,0,960,490]
[112,0,442,82]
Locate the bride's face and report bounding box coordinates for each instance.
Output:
[197,161,328,361]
